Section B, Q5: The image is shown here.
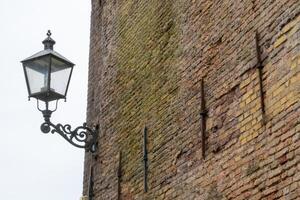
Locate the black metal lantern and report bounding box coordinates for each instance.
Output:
[22,31,74,102]
[21,31,98,152]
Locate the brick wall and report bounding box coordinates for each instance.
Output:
[83,0,300,199]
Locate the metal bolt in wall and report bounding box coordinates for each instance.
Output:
[200,79,208,159]
[143,126,148,192]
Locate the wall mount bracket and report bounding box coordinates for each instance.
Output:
[39,102,99,152]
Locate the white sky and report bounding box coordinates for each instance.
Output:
[0,1,91,199]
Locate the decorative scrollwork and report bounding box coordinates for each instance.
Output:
[41,121,98,152]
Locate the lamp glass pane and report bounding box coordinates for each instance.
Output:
[50,57,72,96]
[24,57,50,95]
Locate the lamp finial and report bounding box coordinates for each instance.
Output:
[42,30,55,50]
[47,30,51,37]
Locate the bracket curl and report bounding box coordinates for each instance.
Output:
[41,121,98,152]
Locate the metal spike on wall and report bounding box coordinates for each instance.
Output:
[88,166,94,200]
[200,79,208,159]
[117,151,122,200]
[255,31,266,120]
[143,126,148,192]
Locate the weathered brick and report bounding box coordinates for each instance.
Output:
[83,0,300,199]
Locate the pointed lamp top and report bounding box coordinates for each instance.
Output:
[42,30,56,50]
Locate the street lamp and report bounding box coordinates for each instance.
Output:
[21,30,98,152]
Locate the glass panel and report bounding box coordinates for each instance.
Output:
[24,56,50,95]
[50,57,72,96]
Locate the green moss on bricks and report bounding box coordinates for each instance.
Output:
[114,0,180,191]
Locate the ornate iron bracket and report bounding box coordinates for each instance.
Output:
[39,103,99,152]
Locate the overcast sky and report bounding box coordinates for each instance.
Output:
[0,1,90,199]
